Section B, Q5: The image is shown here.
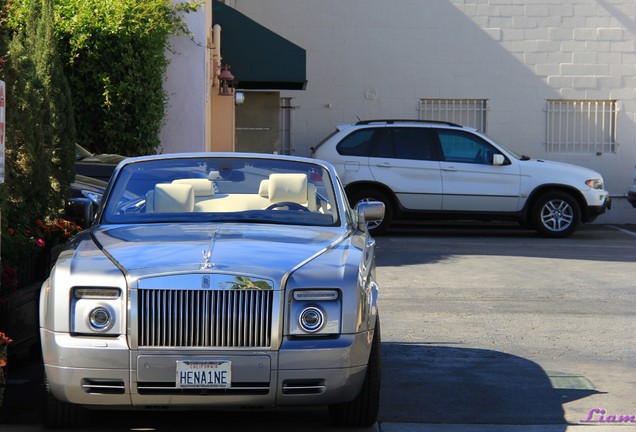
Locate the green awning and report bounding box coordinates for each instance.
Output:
[212,1,307,90]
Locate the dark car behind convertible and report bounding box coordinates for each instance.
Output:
[75,144,126,182]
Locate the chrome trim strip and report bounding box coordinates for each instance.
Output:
[282,385,326,393]
[137,274,273,291]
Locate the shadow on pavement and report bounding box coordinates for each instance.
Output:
[0,355,360,431]
[1,344,603,430]
[0,353,46,426]
[379,343,602,426]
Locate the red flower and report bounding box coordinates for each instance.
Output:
[34,238,46,248]
[6,228,14,235]
[0,332,12,346]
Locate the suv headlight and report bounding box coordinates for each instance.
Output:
[585,179,603,190]
[289,289,341,336]
[71,287,122,335]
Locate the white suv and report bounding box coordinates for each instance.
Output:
[311,120,611,237]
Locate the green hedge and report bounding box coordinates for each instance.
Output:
[54,0,199,156]
[0,0,199,291]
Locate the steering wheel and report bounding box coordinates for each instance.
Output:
[474,149,493,164]
[266,201,310,211]
[473,149,485,163]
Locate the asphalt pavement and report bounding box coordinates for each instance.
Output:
[2,223,635,432]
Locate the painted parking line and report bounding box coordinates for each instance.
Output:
[609,225,636,237]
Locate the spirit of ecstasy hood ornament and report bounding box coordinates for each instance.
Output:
[201,227,218,270]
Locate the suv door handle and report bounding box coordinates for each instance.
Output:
[442,166,457,171]
[375,162,392,167]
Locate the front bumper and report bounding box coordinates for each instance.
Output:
[41,329,369,409]
[584,194,611,222]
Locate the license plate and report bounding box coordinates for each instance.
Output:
[176,360,232,389]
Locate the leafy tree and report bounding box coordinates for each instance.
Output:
[32,0,76,214]
[0,0,76,276]
[0,0,199,286]
[54,0,199,156]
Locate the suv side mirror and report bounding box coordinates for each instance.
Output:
[493,154,505,166]
[356,201,385,230]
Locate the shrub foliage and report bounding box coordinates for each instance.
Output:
[0,0,76,242]
[54,0,199,156]
[0,0,199,288]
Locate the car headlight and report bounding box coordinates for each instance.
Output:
[298,307,325,333]
[88,306,113,331]
[75,287,120,299]
[293,290,339,301]
[585,179,603,190]
[289,289,341,336]
[71,287,122,335]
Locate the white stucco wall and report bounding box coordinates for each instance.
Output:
[160,3,208,154]
[228,0,636,223]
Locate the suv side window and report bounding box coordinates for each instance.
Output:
[336,128,379,156]
[437,129,497,165]
[373,127,438,161]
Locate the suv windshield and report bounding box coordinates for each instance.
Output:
[101,156,339,227]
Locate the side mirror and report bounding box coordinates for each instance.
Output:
[64,197,96,229]
[493,154,505,166]
[356,201,385,230]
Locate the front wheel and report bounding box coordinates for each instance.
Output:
[531,192,581,238]
[348,189,393,235]
[329,317,381,427]
[43,379,87,429]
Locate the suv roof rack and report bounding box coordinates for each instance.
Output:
[355,119,463,127]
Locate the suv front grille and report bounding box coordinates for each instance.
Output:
[138,288,273,348]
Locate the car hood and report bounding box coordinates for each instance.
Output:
[520,158,602,179]
[90,223,345,283]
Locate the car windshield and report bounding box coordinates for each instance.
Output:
[101,156,340,227]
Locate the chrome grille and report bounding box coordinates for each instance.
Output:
[138,289,273,348]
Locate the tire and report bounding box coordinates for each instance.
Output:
[329,317,381,427]
[348,189,393,235]
[44,379,86,429]
[531,191,581,238]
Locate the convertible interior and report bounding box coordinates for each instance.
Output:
[146,173,325,214]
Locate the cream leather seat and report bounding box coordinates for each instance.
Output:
[172,178,215,199]
[152,183,194,212]
[267,173,308,205]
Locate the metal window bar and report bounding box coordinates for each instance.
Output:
[546,100,616,154]
[419,99,487,132]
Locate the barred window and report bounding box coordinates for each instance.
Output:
[546,100,617,154]
[419,99,487,132]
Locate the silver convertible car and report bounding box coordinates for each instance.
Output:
[40,153,384,428]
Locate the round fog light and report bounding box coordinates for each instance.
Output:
[299,307,324,333]
[89,307,112,331]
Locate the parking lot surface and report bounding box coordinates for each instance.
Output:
[1,224,635,431]
[377,223,636,429]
